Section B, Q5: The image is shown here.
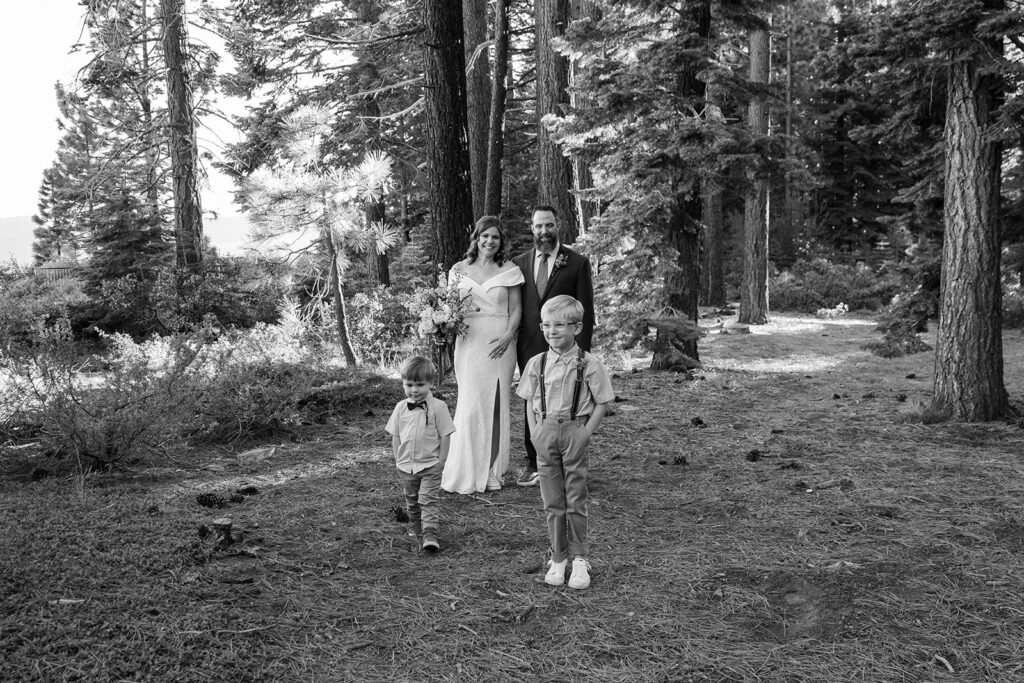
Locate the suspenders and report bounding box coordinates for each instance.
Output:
[538,347,587,420]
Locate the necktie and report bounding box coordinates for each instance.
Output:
[536,252,550,297]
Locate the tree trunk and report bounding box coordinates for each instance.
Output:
[364,200,390,286]
[740,26,769,325]
[652,196,701,370]
[568,0,600,235]
[325,230,359,367]
[463,0,491,220]
[356,1,390,286]
[423,0,474,268]
[700,179,725,307]
[932,53,1006,421]
[651,1,709,370]
[701,78,726,307]
[535,0,577,242]
[776,5,796,267]
[484,0,511,216]
[161,0,203,271]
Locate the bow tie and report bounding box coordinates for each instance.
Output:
[407,401,426,411]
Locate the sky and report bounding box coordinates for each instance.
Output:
[0,2,242,221]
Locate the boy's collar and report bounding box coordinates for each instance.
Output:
[549,343,580,359]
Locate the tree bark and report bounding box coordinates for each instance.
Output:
[651,1,710,370]
[463,0,491,220]
[652,196,701,370]
[740,26,770,325]
[357,0,390,286]
[325,228,359,367]
[484,0,511,216]
[535,0,577,242]
[932,53,1006,420]
[568,0,600,235]
[160,0,203,271]
[700,179,725,307]
[423,0,474,268]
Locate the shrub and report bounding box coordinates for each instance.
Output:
[349,286,416,366]
[0,274,89,350]
[189,321,343,443]
[1004,284,1024,329]
[2,320,200,467]
[769,258,901,313]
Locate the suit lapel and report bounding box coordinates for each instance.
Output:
[540,248,571,299]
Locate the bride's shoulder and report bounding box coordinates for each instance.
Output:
[497,262,525,283]
[450,259,471,275]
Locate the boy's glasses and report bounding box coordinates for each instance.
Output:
[539,322,572,331]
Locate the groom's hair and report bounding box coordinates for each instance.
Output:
[542,295,584,324]
[400,356,436,382]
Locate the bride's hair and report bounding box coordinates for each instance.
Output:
[464,215,509,265]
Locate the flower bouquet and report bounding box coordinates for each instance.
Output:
[412,268,470,382]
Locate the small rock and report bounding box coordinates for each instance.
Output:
[906,373,917,379]
[746,449,762,462]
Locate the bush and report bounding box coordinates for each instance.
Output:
[769,258,901,313]
[189,320,343,443]
[0,274,89,351]
[349,286,416,366]
[1004,284,1024,329]
[1,320,200,466]
[1,312,359,463]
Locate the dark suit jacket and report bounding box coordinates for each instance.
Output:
[514,246,595,370]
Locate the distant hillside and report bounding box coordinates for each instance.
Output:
[0,214,253,266]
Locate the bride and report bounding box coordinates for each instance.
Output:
[441,216,524,494]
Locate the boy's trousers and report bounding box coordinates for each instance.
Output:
[532,417,590,562]
[397,461,443,532]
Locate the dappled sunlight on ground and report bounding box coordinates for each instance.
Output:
[745,314,877,336]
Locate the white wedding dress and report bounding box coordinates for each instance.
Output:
[441,265,525,494]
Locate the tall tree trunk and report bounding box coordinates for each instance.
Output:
[701,78,726,307]
[700,179,725,307]
[140,0,161,224]
[358,0,390,286]
[568,0,600,235]
[161,0,203,271]
[932,53,1006,420]
[463,0,491,220]
[423,0,474,268]
[325,230,359,367]
[535,0,577,242]
[740,26,769,325]
[776,5,796,267]
[651,1,710,370]
[484,0,511,216]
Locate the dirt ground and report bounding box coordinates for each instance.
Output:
[2,313,1023,682]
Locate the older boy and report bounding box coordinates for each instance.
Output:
[516,295,614,589]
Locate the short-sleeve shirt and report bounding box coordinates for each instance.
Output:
[517,345,614,418]
[385,393,455,473]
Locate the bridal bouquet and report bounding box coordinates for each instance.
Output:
[413,268,470,348]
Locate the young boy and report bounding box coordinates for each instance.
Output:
[385,356,455,553]
[516,295,614,589]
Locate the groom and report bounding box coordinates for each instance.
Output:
[513,205,595,487]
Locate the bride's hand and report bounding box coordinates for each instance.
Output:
[488,335,513,359]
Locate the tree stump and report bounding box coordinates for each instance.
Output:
[212,518,233,549]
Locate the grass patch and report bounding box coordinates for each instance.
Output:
[2,315,1024,681]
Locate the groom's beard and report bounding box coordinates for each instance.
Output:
[534,234,557,254]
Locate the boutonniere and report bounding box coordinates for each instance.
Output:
[552,253,569,271]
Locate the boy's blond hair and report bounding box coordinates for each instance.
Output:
[541,295,585,324]
[400,356,436,382]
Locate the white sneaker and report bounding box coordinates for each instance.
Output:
[544,559,568,586]
[568,558,591,590]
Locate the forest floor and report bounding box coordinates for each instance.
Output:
[2,313,1024,682]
